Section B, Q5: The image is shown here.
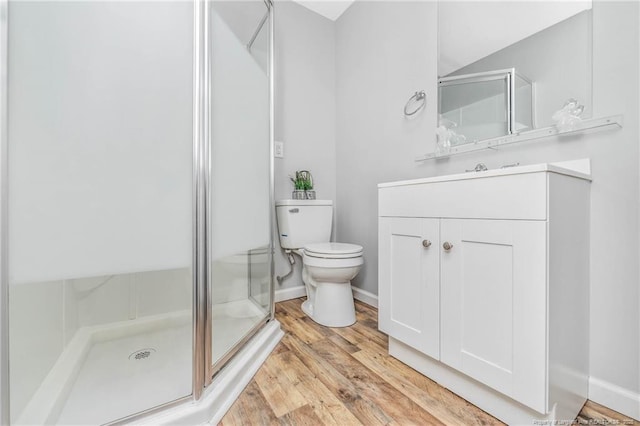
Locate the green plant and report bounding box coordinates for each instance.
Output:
[290,170,313,191]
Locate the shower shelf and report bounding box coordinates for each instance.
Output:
[415,114,623,162]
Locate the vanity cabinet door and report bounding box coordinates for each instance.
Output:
[379,217,440,359]
[440,219,547,413]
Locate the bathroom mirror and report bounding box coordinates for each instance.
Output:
[437,1,592,146]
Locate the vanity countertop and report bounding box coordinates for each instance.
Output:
[378,160,592,188]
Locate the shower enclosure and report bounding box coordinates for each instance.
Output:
[0,0,278,424]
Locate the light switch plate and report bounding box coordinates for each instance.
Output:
[274,141,284,158]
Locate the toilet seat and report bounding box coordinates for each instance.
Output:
[303,242,363,259]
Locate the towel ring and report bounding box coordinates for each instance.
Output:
[404,90,426,116]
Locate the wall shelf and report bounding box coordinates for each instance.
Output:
[415,115,623,162]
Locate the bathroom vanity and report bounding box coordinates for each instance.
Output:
[378,161,591,424]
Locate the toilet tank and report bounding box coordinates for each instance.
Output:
[276,200,333,249]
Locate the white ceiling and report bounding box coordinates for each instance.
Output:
[293,0,355,21]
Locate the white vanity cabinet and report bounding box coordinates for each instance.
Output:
[378,217,440,359]
[378,162,591,424]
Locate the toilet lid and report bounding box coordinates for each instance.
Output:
[304,242,363,259]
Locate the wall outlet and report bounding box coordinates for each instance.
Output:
[274,141,284,158]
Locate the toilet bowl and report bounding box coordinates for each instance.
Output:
[299,242,363,327]
[275,199,364,328]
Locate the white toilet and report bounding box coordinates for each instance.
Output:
[276,200,363,327]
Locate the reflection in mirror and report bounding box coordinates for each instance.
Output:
[437,1,592,147]
[439,69,534,146]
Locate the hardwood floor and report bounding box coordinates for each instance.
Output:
[220,298,638,426]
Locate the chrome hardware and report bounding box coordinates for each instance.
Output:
[289,208,299,213]
[246,10,270,51]
[404,90,426,116]
[276,250,296,285]
[466,163,488,172]
[500,162,520,169]
[422,239,432,248]
[443,241,453,251]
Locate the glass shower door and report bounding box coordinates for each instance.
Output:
[209,0,272,372]
[6,1,195,424]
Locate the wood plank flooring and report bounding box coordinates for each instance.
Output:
[220,298,639,426]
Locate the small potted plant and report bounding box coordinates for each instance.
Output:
[290,170,315,200]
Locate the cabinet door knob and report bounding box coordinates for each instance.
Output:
[443,241,453,251]
[422,239,432,248]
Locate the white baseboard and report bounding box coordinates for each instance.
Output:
[274,285,306,303]
[589,376,640,420]
[352,287,378,308]
[274,284,379,309]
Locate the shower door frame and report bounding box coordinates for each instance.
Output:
[0,0,9,422]
[0,0,275,422]
[193,0,208,401]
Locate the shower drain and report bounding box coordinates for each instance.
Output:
[129,348,156,361]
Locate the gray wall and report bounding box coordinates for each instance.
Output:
[587,1,639,408]
[335,1,438,296]
[274,1,336,291]
[335,0,638,416]
[451,9,592,128]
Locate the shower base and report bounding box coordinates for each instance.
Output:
[15,299,278,425]
[56,318,192,425]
